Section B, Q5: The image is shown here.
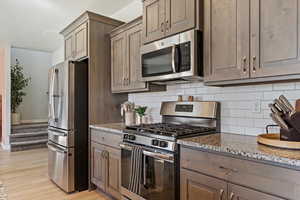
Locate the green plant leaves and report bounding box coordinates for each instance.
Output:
[11,59,31,113]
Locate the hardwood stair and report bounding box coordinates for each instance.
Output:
[10,123,48,152]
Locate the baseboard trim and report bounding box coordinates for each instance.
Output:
[1,142,11,151]
[20,119,48,124]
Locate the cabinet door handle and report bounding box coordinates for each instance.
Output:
[165,20,169,31]
[219,189,224,200]
[252,56,257,72]
[242,56,247,73]
[161,22,165,32]
[230,192,235,200]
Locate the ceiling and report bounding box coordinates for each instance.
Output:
[0,0,135,52]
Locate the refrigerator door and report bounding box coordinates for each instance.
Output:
[48,127,74,147]
[48,61,73,130]
[48,141,75,193]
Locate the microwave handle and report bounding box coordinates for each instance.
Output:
[172,45,180,73]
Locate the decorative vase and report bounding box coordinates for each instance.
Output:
[11,113,21,125]
[136,115,143,125]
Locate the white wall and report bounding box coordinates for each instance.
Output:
[0,43,11,149]
[110,0,142,22]
[129,82,300,136]
[51,44,64,65]
[11,47,52,123]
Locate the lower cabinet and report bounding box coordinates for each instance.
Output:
[181,168,284,200]
[181,169,227,200]
[91,141,121,199]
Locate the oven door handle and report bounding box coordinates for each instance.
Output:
[120,143,174,162]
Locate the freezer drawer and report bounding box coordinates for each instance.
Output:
[48,127,74,147]
[48,141,75,193]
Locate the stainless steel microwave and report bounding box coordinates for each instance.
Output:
[140,30,203,84]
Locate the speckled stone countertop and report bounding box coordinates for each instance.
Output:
[90,123,126,134]
[178,133,300,170]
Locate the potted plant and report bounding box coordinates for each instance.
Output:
[11,59,30,125]
[134,106,148,125]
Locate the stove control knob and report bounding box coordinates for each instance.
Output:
[159,141,168,148]
[152,139,159,146]
[128,135,136,141]
[124,134,129,139]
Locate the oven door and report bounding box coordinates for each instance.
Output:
[120,143,177,200]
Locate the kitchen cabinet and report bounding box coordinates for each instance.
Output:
[181,168,227,200]
[111,33,127,92]
[142,0,201,44]
[61,11,128,126]
[90,142,107,191]
[204,0,250,82]
[90,128,122,199]
[250,0,300,78]
[228,184,284,200]
[204,0,300,85]
[63,23,88,61]
[180,147,299,199]
[110,17,165,93]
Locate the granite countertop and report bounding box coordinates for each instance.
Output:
[90,123,126,134]
[178,133,300,170]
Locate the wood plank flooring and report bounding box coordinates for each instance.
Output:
[0,147,109,200]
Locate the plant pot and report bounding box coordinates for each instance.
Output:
[11,113,21,125]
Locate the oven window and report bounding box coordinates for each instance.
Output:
[121,148,176,200]
[142,47,173,77]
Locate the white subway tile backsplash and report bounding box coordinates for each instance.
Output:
[128,81,299,136]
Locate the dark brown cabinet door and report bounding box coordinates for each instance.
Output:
[181,169,227,200]
[143,0,166,43]
[165,0,196,36]
[204,0,250,82]
[126,23,147,91]
[111,33,126,92]
[106,146,121,200]
[90,142,107,191]
[74,22,88,60]
[65,33,74,60]
[250,0,300,78]
[228,184,284,200]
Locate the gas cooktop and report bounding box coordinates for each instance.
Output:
[125,123,216,138]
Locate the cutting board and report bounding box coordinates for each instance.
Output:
[257,134,300,150]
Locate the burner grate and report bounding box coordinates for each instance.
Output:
[126,123,215,137]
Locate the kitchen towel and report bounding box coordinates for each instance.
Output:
[128,146,143,194]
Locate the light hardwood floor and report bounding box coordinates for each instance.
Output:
[0,147,109,200]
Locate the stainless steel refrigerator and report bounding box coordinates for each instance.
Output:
[48,60,88,193]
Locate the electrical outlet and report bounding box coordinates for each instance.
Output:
[253,100,261,113]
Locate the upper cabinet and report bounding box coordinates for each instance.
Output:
[142,0,201,44]
[63,23,88,61]
[250,0,300,78]
[110,17,165,93]
[205,0,300,85]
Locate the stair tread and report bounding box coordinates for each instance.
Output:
[10,139,48,146]
[10,131,48,138]
[12,123,48,130]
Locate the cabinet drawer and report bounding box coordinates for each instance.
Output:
[90,129,122,149]
[181,147,300,200]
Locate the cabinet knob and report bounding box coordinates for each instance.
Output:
[230,192,235,200]
[252,56,257,73]
[161,22,165,32]
[219,189,224,200]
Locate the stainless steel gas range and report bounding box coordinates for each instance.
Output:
[120,101,220,200]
